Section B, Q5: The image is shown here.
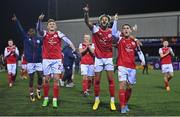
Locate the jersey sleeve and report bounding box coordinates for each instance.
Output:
[4,48,10,57]
[159,48,162,54]
[15,47,19,56]
[57,31,73,46]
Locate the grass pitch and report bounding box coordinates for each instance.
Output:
[0,69,180,116]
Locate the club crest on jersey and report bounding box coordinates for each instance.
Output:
[54,34,58,38]
[36,40,40,44]
[132,41,136,45]
[108,34,112,38]
[48,38,57,45]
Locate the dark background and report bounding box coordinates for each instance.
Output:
[0,0,179,54]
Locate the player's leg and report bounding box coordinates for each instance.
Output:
[87,65,95,93]
[11,64,17,83]
[81,64,89,96]
[29,72,35,101]
[42,75,50,106]
[125,68,136,112]
[42,60,51,107]
[106,70,116,111]
[163,73,170,91]
[35,63,43,99]
[52,73,60,108]
[167,64,174,82]
[168,72,174,81]
[36,71,43,99]
[65,66,74,88]
[93,71,101,110]
[93,58,103,110]
[7,64,13,87]
[27,63,36,101]
[118,66,128,113]
[105,58,116,111]
[51,59,63,108]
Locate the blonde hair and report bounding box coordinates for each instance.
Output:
[47,19,55,24]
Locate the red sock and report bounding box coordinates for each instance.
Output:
[8,73,12,84]
[53,83,59,98]
[125,88,132,104]
[165,81,169,88]
[12,75,15,82]
[43,83,49,97]
[109,78,115,97]
[119,89,126,108]
[82,79,88,92]
[88,79,92,90]
[94,80,100,97]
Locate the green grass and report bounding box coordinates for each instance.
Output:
[0,69,180,116]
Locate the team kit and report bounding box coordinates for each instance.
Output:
[3,6,174,114]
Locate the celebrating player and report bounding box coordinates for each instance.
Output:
[83,5,116,111]
[79,34,95,96]
[159,40,175,91]
[112,14,145,113]
[4,39,19,88]
[12,15,43,102]
[37,14,75,108]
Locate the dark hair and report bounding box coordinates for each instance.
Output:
[122,24,131,29]
[98,14,111,22]
[8,39,13,42]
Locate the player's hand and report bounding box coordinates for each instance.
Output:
[12,14,17,22]
[113,13,118,21]
[38,13,45,21]
[83,4,89,13]
[132,24,137,32]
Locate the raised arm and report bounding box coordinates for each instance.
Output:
[83,5,93,30]
[12,14,27,39]
[58,31,76,51]
[36,14,45,36]
[112,14,120,41]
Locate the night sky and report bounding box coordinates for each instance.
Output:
[0,0,180,54]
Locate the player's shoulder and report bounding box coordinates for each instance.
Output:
[57,31,65,38]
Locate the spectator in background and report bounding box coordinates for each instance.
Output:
[143,53,149,75]
[0,54,5,71]
[60,43,77,88]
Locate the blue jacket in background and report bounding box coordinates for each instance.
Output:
[15,19,42,63]
[62,46,76,67]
